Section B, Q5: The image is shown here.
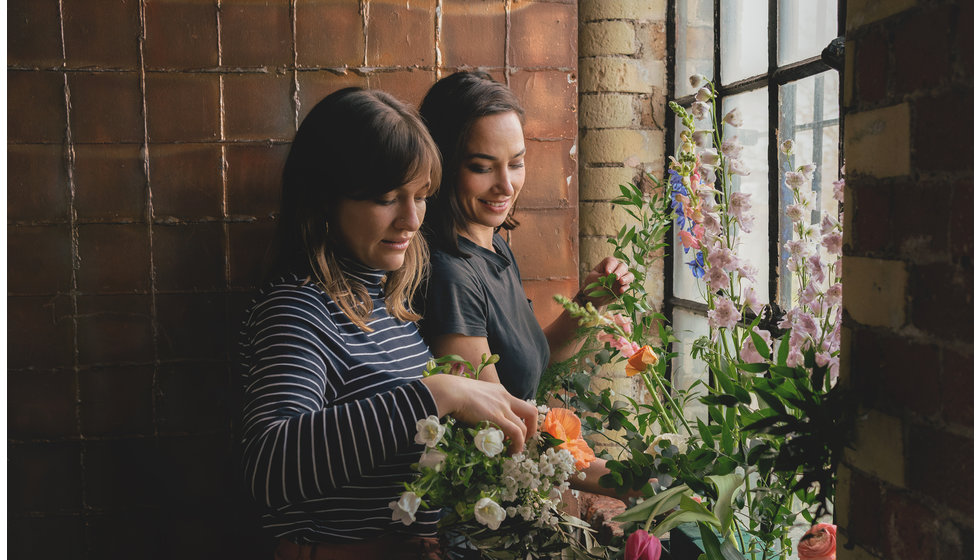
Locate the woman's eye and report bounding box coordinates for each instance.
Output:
[510,161,525,169]
[467,164,491,174]
[375,198,397,206]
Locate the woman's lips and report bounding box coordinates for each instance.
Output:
[382,238,411,250]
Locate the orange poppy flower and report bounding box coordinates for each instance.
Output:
[541,408,596,470]
[625,345,659,376]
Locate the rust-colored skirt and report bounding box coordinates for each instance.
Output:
[274,534,443,560]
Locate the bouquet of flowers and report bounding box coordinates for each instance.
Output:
[390,356,605,559]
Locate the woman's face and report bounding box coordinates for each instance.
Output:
[333,172,430,271]
[455,111,526,235]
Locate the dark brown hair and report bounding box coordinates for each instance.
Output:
[271,87,442,330]
[418,71,525,257]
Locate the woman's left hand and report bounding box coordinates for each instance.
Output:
[578,257,634,307]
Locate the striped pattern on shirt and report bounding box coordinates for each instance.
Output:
[240,266,440,543]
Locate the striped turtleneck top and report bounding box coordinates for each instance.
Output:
[239,261,440,543]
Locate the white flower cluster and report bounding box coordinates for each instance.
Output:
[497,436,577,528]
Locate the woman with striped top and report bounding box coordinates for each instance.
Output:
[240,88,537,559]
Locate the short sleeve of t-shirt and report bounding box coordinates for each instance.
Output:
[419,252,489,338]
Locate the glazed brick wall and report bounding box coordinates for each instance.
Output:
[7,1,578,558]
[839,0,973,558]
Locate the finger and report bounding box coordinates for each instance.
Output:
[500,416,526,454]
[513,398,538,440]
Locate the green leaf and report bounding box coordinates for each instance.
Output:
[735,362,769,374]
[699,525,726,560]
[776,335,790,366]
[651,507,720,538]
[697,418,716,449]
[613,484,693,523]
[749,329,771,360]
[706,473,744,537]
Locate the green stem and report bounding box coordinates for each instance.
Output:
[640,371,676,434]
[648,367,694,436]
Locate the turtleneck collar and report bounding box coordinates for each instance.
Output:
[337,256,386,296]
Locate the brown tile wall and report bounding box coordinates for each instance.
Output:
[840,0,973,558]
[7,0,578,558]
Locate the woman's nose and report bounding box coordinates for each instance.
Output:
[495,169,516,195]
[398,200,422,230]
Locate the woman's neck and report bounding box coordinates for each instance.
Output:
[457,225,495,251]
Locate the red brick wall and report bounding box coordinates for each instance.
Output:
[7,1,577,557]
[839,0,972,558]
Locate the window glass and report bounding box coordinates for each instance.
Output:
[722,88,770,303]
[720,0,767,84]
[777,71,840,306]
[778,0,838,65]
[672,113,712,305]
[671,308,710,424]
[675,0,715,97]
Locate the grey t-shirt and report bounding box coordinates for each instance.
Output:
[418,234,550,400]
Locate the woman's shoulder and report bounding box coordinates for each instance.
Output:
[246,274,333,324]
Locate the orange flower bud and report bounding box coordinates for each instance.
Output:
[625,345,658,376]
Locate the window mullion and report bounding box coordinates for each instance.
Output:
[768,0,781,307]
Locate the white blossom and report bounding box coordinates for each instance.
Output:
[418,449,446,470]
[691,101,711,120]
[689,74,704,89]
[780,139,795,155]
[699,148,721,166]
[474,497,506,530]
[728,158,751,176]
[721,137,743,158]
[695,87,713,102]
[785,171,807,189]
[723,107,743,127]
[389,491,421,526]
[474,427,506,458]
[414,416,445,448]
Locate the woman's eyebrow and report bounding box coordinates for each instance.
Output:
[467,148,526,161]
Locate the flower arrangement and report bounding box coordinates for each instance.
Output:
[545,75,852,560]
[392,355,605,559]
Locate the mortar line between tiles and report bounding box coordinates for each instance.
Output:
[434,0,443,78]
[504,0,512,87]
[291,0,300,132]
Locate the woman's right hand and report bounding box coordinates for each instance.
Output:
[421,374,538,454]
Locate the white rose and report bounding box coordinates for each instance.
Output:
[473,497,506,530]
[389,491,421,526]
[647,433,689,456]
[414,415,445,448]
[473,427,505,458]
[418,449,446,470]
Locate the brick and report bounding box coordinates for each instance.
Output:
[8,296,75,369]
[63,0,140,69]
[76,295,153,366]
[942,347,973,427]
[846,0,916,31]
[854,28,888,104]
[580,165,640,200]
[909,262,972,341]
[219,2,291,67]
[954,1,972,79]
[145,73,220,142]
[522,277,579,328]
[79,366,154,437]
[157,364,231,435]
[843,103,911,178]
[74,144,146,222]
[442,0,506,68]
[841,256,907,328]
[366,0,436,67]
[580,21,636,57]
[913,89,973,173]
[889,181,951,258]
[148,143,223,219]
[224,73,294,141]
[508,208,578,280]
[8,225,73,295]
[847,179,891,254]
[84,438,163,509]
[7,144,69,222]
[159,435,235,506]
[77,224,151,293]
[580,128,662,165]
[907,425,972,514]
[509,70,578,139]
[518,139,576,209]
[842,408,905,487]
[68,71,144,143]
[8,70,66,143]
[580,200,639,237]
[7,0,63,67]
[844,467,884,546]
[85,511,166,560]
[9,442,83,512]
[153,222,226,292]
[579,235,628,282]
[882,488,943,559]
[8,516,85,560]
[144,0,218,69]
[637,21,667,60]
[949,180,972,260]
[509,1,577,68]
[894,7,951,94]
[156,293,228,361]
[229,220,277,288]
[580,57,661,94]
[579,0,665,22]
[8,370,78,439]
[296,0,365,68]
[851,330,941,416]
[837,545,880,560]
[843,39,855,109]
[580,93,636,129]
[226,144,290,218]
[368,68,438,109]
[296,71,369,124]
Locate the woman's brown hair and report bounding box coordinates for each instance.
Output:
[270,88,442,331]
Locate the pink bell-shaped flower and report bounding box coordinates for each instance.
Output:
[625,530,662,560]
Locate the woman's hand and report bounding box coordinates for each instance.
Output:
[578,256,634,307]
[421,374,538,454]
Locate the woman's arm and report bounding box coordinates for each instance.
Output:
[427,333,501,384]
[543,256,634,364]
[570,458,654,503]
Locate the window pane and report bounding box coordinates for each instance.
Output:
[721,88,769,303]
[777,71,840,307]
[720,0,767,84]
[778,0,838,65]
[675,0,715,97]
[671,308,709,424]
[672,113,711,305]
